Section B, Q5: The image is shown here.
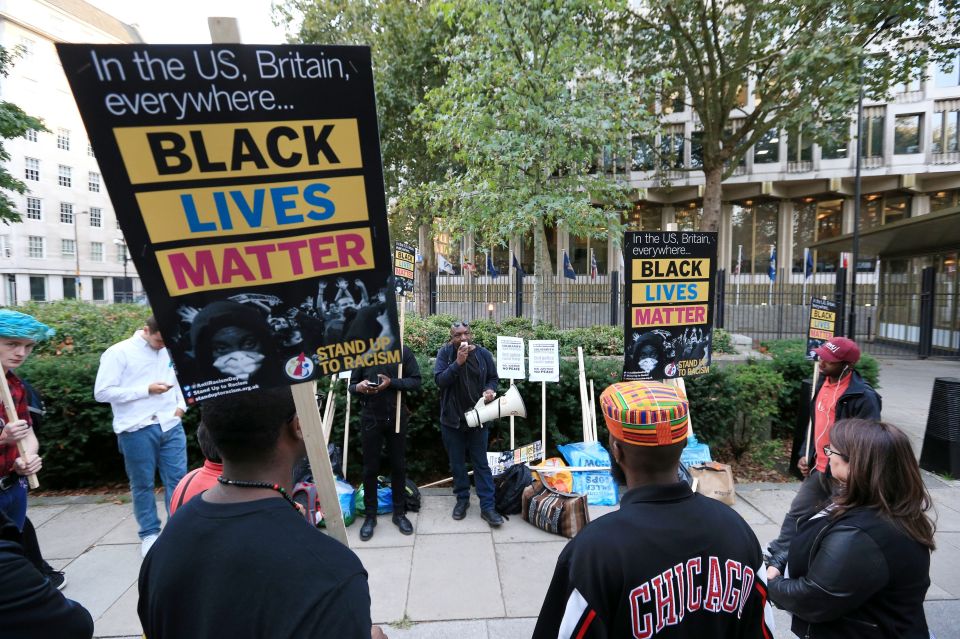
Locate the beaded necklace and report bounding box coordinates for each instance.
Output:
[217,475,300,512]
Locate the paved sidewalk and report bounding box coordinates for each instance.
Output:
[29,357,960,638]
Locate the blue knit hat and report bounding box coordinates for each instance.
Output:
[0,310,55,341]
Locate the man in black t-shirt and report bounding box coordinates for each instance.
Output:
[138,386,386,639]
[534,381,773,639]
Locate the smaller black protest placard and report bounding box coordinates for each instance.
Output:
[394,241,415,297]
[806,297,838,360]
[623,231,718,381]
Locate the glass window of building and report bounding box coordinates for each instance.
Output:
[932,107,960,154]
[814,200,843,272]
[29,277,46,302]
[622,204,662,231]
[61,239,75,257]
[894,75,921,94]
[730,202,778,274]
[57,129,70,151]
[861,192,912,230]
[930,189,960,212]
[0,236,11,258]
[690,131,704,169]
[787,125,813,162]
[58,165,72,188]
[89,172,100,192]
[861,194,883,229]
[883,194,910,224]
[518,225,558,276]
[631,136,655,171]
[26,197,41,220]
[24,158,39,181]
[893,114,921,154]
[675,203,702,231]
[861,110,885,157]
[754,128,780,164]
[91,242,104,262]
[660,125,684,169]
[570,233,608,275]
[820,120,850,160]
[792,200,817,273]
[60,202,73,224]
[62,277,76,299]
[87,143,95,157]
[935,53,960,88]
[27,236,44,259]
[25,130,37,143]
[92,278,105,301]
[89,207,102,227]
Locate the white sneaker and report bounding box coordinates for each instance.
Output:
[140,533,160,557]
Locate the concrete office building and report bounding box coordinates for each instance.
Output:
[0,0,143,304]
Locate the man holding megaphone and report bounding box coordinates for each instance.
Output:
[434,321,503,527]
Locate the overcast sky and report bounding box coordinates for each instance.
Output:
[85,0,289,44]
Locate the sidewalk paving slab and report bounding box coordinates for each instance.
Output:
[61,542,141,620]
[354,545,413,624]
[495,540,568,617]
[36,502,133,559]
[93,581,141,638]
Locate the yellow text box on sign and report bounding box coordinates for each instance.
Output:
[632,281,710,305]
[115,119,363,184]
[631,258,710,281]
[136,175,369,243]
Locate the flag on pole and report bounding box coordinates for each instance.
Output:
[512,254,525,277]
[563,250,577,280]
[768,245,777,282]
[438,254,456,275]
[590,250,598,280]
[804,248,814,278]
[487,252,499,280]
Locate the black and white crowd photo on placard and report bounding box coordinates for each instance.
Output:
[624,327,712,380]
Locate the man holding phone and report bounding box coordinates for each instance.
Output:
[434,321,502,527]
[95,317,187,557]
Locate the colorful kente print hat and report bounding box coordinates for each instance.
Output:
[599,380,689,447]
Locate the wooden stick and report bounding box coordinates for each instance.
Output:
[420,470,472,489]
[292,382,347,546]
[541,380,547,460]
[342,379,351,478]
[667,377,694,438]
[577,347,589,441]
[803,362,820,462]
[0,372,38,489]
[394,301,406,433]
[322,374,337,445]
[588,379,597,442]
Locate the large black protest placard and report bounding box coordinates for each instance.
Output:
[57,45,400,403]
[806,297,838,359]
[623,231,718,381]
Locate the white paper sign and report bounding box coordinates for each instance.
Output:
[338,370,352,380]
[528,340,560,382]
[496,336,526,380]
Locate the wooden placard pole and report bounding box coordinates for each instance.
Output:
[322,374,337,444]
[394,300,406,434]
[292,382,348,546]
[342,380,351,479]
[588,379,598,442]
[541,381,547,459]
[577,347,590,441]
[666,377,694,438]
[0,372,38,489]
[803,362,820,462]
[509,383,516,449]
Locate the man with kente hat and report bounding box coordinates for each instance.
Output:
[534,380,773,638]
[0,309,53,533]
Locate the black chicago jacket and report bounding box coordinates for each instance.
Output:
[533,482,773,639]
[768,506,930,638]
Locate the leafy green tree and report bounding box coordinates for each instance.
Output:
[275,0,453,314]
[411,0,658,324]
[630,0,959,232]
[0,46,46,224]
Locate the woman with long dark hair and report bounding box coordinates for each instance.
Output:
[767,418,935,638]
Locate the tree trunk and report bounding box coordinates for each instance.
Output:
[533,220,557,326]
[415,221,434,317]
[700,166,723,233]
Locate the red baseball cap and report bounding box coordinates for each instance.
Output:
[814,337,861,364]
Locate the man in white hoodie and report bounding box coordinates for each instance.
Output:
[94,317,186,557]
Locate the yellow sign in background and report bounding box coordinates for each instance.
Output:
[136,175,370,242]
[115,119,363,184]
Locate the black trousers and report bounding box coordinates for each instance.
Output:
[360,415,407,515]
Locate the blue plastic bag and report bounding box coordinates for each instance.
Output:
[320,479,357,528]
[354,479,393,515]
[680,433,712,467]
[557,441,619,506]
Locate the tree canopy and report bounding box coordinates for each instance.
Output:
[0,46,45,225]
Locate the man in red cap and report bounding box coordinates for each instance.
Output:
[767,336,881,570]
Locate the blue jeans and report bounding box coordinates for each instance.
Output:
[441,424,495,511]
[117,423,187,539]
[0,477,27,530]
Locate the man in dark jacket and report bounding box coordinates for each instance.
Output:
[0,510,93,639]
[434,321,502,527]
[767,336,881,568]
[534,380,774,638]
[349,345,422,541]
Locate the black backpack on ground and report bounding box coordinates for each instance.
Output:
[494,463,533,515]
